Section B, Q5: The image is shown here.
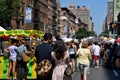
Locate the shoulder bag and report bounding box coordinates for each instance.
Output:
[64,64,74,76]
[21,52,30,62]
[37,59,52,77]
[21,46,30,62]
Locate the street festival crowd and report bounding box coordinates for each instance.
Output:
[3,33,120,80]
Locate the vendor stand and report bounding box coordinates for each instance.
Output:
[0,30,44,79]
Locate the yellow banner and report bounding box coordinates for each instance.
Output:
[0,30,44,37]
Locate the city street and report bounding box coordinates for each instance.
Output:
[0,0,120,80]
[1,55,120,80]
[72,66,120,80]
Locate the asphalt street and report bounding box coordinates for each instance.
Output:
[72,66,120,80]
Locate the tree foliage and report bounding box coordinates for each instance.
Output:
[75,28,87,38]
[0,0,22,28]
[75,27,96,39]
[99,29,109,37]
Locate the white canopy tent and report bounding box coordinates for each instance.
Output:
[0,26,6,30]
[107,38,115,43]
[0,26,6,55]
[62,37,73,42]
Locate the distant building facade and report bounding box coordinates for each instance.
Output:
[69,3,93,31]
[114,0,120,21]
[60,7,76,38]
[107,1,114,25]
[103,1,114,32]
[107,1,114,29]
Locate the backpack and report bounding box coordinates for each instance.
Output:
[37,59,52,77]
[69,48,76,58]
[69,48,75,55]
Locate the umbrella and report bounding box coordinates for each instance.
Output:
[116,38,120,42]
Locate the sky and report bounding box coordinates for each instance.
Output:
[60,0,109,35]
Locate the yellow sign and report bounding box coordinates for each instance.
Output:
[0,30,44,37]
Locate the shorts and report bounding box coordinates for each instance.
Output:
[70,54,75,59]
[9,56,16,62]
[93,55,99,61]
[79,63,89,74]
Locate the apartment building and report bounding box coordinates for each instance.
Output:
[60,7,76,38]
[48,0,57,34]
[34,0,48,31]
[34,0,60,35]
[10,0,60,34]
[11,0,34,30]
[69,3,93,31]
[106,1,114,31]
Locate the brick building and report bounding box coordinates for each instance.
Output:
[60,7,76,38]
[11,0,34,30]
[34,0,60,34]
[10,0,60,34]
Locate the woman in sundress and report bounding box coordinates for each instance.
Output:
[51,40,72,80]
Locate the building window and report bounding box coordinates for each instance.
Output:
[63,12,66,16]
[109,8,112,13]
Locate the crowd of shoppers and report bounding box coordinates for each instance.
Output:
[4,33,120,80]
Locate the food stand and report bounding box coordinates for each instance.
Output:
[0,30,44,79]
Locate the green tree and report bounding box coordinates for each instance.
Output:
[99,29,109,37]
[0,0,22,28]
[75,28,96,39]
[0,0,8,24]
[87,31,96,37]
[75,28,87,38]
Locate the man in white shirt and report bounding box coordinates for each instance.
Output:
[93,42,101,68]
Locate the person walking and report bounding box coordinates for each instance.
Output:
[76,41,92,80]
[5,39,18,80]
[16,39,29,80]
[67,41,76,71]
[93,42,101,68]
[115,40,120,68]
[35,33,54,80]
[51,40,72,80]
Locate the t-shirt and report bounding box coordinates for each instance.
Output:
[93,45,100,56]
[8,45,18,57]
[77,48,91,65]
[35,43,53,64]
[69,48,75,55]
[17,45,28,60]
